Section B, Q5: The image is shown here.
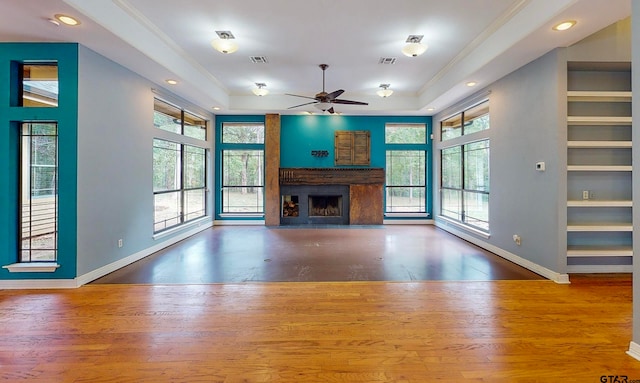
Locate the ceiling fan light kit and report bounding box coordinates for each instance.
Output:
[402,35,427,57]
[252,83,269,96]
[211,30,238,54]
[377,84,393,98]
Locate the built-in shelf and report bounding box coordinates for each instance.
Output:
[567,91,632,102]
[567,200,632,207]
[567,223,633,232]
[567,141,632,148]
[567,165,632,172]
[567,246,633,257]
[567,116,632,125]
[566,62,632,272]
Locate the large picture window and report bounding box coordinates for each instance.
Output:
[20,122,58,262]
[440,101,490,231]
[384,123,428,214]
[153,139,207,232]
[441,141,489,230]
[220,123,265,214]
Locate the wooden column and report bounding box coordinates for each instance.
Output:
[264,114,280,226]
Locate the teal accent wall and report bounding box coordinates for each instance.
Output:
[0,43,78,279]
[280,115,431,168]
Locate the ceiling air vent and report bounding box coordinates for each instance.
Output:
[250,56,268,64]
[379,57,397,65]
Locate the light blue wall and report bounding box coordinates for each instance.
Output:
[76,45,214,276]
[434,49,565,273]
[0,43,78,280]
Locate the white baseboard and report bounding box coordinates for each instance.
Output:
[383,219,434,225]
[435,221,570,284]
[567,265,633,274]
[214,219,265,226]
[627,341,640,361]
[0,278,78,289]
[0,222,213,290]
[76,222,213,286]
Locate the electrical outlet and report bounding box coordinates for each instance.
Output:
[118,239,123,248]
[513,234,521,246]
[582,190,590,200]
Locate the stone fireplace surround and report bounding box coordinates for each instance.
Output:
[278,168,384,225]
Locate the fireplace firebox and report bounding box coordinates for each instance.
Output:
[280,185,349,225]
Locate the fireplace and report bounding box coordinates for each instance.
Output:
[280,185,349,225]
[278,168,384,225]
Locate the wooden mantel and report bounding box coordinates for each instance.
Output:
[279,168,384,225]
[279,168,384,185]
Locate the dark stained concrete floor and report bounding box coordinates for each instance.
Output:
[92,225,544,284]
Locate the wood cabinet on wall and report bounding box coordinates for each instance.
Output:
[566,61,632,272]
[335,130,370,166]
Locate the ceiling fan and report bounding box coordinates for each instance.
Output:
[286,64,368,114]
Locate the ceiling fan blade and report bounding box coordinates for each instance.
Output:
[332,99,369,106]
[285,93,319,101]
[287,100,318,109]
[326,89,344,100]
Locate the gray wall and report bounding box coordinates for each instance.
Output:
[76,46,213,276]
[434,49,566,274]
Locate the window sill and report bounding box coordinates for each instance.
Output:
[437,216,491,239]
[385,212,430,218]
[219,213,265,218]
[2,262,60,273]
[153,216,211,240]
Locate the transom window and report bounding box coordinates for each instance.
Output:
[154,98,207,140]
[20,62,59,107]
[441,100,489,141]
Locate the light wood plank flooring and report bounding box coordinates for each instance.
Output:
[1,275,637,382]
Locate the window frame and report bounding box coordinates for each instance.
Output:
[439,100,490,233]
[19,122,59,263]
[218,122,266,217]
[384,123,429,216]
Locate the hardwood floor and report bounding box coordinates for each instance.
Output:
[92,225,543,284]
[1,275,636,382]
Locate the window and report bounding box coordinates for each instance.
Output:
[441,100,489,141]
[220,123,265,214]
[440,101,490,231]
[154,98,207,140]
[20,122,58,262]
[386,150,426,212]
[21,63,58,107]
[384,123,427,214]
[153,139,207,232]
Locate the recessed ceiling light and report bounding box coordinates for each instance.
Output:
[166,79,178,85]
[427,107,435,112]
[553,20,576,31]
[466,81,477,87]
[212,106,221,111]
[54,14,81,26]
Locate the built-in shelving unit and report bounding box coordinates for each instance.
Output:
[566,62,632,270]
